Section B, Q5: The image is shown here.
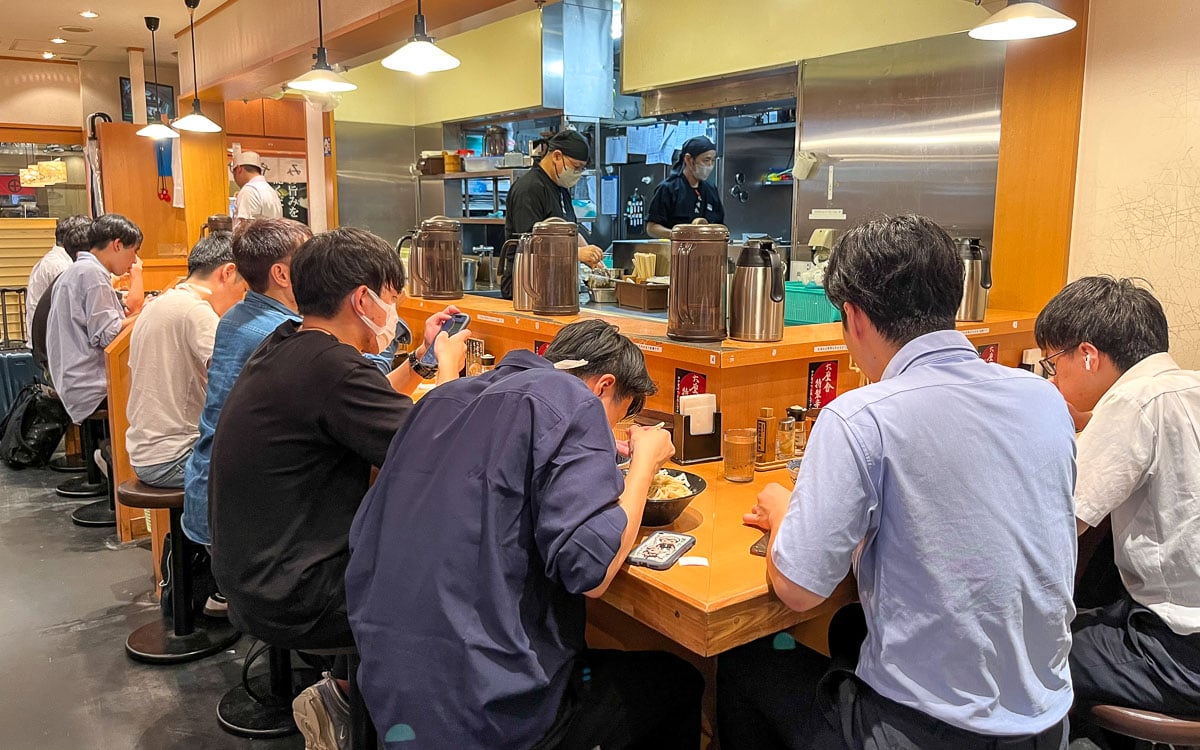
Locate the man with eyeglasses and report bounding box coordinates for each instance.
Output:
[1035,276,1200,746]
[500,129,606,300]
[346,318,704,750]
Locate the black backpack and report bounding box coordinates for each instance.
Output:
[0,383,70,469]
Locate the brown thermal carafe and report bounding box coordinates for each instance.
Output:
[398,216,463,299]
[522,218,580,315]
[667,223,729,342]
[200,214,232,239]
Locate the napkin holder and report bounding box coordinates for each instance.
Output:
[671,411,722,465]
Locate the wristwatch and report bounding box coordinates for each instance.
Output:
[407,350,438,380]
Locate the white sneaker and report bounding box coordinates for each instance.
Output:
[202,593,228,618]
[94,449,108,479]
[293,673,351,750]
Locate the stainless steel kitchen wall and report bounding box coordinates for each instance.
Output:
[335,121,423,244]
[793,33,1004,250]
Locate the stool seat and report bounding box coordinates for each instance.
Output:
[1090,704,1200,745]
[117,480,183,510]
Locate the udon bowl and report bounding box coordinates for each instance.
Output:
[626,468,707,527]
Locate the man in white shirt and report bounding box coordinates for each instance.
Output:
[26,215,90,340]
[1036,276,1200,738]
[126,231,246,487]
[231,151,283,230]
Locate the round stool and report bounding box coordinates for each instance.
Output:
[117,480,241,663]
[71,440,115,528]
[57,412,109,500]
[1090,704,1200,748]
[217,645,312,739]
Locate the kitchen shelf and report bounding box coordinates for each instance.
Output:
[725,122,796,134]
[419,169,524,181]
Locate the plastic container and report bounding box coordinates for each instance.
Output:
[784,282,841,325]
[463,155,504,172]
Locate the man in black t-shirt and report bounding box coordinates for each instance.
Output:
[646,135,725,239]
[209,227,470,749]
[500,129,605,299]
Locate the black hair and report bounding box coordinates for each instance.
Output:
[232,218,312,293]
[1035,276,1168,372]
[543,319,657,415]
[238,164,263,175]
[823,214,963,346]
[186,231,234,277]
[671,135,717,174]
[88,213,143,252]
[55,215,92,260]
[291,227,406,318]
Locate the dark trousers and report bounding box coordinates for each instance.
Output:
[1070,595,1200,748]
[718,607,1068,750]
[533,649,704,750]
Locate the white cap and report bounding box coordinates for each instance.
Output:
[233,151,261,168]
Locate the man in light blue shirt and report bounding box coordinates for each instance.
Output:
[718,215,1077,750]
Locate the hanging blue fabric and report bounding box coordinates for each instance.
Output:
[156,140,172,177]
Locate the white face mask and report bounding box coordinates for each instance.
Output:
[359,287,399,353]
[691,162,714,182]
[555,156,584,188]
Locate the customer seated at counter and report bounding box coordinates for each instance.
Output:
[126,231,244,490]
[26,215,91,342]
[346,319,704,750]
[47,214,146,424]
[718,215,1078,750]
[208,227,469,750]
[1035,277,1200,744]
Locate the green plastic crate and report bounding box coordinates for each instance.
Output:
[784,282,841,325]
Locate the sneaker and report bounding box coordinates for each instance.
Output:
[293,672,351,750]
[94,449,108,479]
[202,592,228,618]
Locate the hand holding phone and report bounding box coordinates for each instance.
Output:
[420,313,470,368]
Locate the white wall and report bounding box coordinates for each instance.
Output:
[1070,0,1200,368]
[0,58,179,130]
[79,60,181,126]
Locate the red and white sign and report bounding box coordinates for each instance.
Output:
[808,360,839,410]
[977,343,999,363]
[674,369,708,412]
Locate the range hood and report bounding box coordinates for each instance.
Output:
[540,0,613,120]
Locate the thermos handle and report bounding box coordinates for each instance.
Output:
[980,244,993,290]
[764,247,786,303]
[676,243,693,325]
[520,237,540,304]
[498,238,520,279]
[412,232,434,289]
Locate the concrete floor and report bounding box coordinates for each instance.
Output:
[0,463,304,750]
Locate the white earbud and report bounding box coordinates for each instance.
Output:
[1084,354,1092,371]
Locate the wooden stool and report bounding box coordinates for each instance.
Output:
[117,480,241,663]
[1090,705,1200,749]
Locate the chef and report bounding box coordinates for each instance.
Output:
[500,130,605,300]
[230,150,283,230]
[646,135,724,238]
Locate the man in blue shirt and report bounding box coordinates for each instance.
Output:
[346,319,703,750]
[718,215,1077,749]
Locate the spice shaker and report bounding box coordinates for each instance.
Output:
[787,405,807,456]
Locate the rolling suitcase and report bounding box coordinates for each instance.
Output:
[0,349,38,416]
[0,287,27,351]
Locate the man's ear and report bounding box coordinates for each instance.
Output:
[270,262,290,288]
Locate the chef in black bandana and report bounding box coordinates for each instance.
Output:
[646,135,725,239]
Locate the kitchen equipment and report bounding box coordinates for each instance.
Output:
[522,218,580,316]
[729,238,786,342]
[615,281,669,311]
[586,266,620,304]
[398,216,463,299]
[462,257,478,292]
[417,151,445,175]
[484,126,508,157]
[503,235,533,311]
[667,223,730,342]
[954,237,992,322]
[471,245,496,289]
[199,214,231,239]
[784,282,841,325]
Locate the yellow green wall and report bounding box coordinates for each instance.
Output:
[622,0,992,92]
[338,10,543,127]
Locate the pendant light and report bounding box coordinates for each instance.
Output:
[136,17,179,139]
[381,0,461,75]
[287,0,357,92]
[969,1,1077,41]
[172,0,222,133]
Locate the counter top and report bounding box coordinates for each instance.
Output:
[400,292,1039,370]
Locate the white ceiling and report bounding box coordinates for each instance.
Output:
[0,0,220,64]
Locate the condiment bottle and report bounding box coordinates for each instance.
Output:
[778,416,796,458]
[755,407,778,465]
[480,354,496,373]
[788,405,807,456]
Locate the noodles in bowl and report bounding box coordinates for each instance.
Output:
[625,468,707,526]
[648,470,693,500]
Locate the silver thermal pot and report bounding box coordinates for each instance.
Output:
[955,237,992,322]
[729,238,786,342]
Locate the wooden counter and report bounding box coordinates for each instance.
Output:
[596,460,855,658]
[399,293,1041,432]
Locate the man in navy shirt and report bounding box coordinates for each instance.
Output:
[347,319,703,749]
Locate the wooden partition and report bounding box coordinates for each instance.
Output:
[96,123,189,259]
[103,326,159,545]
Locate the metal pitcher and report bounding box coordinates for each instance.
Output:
[522,218,580,316]
[729,238,786,342]
[503,235,535,312]
[200,214,232,239]
[667,223,729,342]
[955,237,992,322]
[398,216,463,300]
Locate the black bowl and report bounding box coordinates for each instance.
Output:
[625,468,707,527]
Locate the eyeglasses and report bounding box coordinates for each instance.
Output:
[1039,347,1071,377]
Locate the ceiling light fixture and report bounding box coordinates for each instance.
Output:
[172,0,222,133]
[969,0,1077,41]
[286,0,357,93]
[136,16,179,140]
[42,52,55,59]
[79,10,98,19]
[51,37,67,44]
[381,0,461,75]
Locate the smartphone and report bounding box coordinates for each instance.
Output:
[628,531,696,570]
[750,531,769,557]
[420,313,470,368]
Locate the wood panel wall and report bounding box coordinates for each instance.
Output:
[0,218,54,343]
[96,123,189,259]
[990,0,1090,313]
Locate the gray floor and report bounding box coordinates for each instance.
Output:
[0,463,304,749]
